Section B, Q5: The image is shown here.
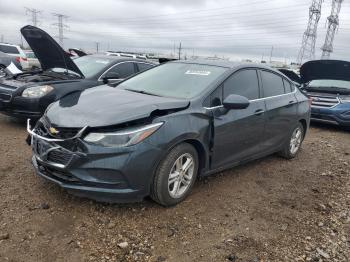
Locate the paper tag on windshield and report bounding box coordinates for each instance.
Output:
[6,62,22,74]
[185,70,211,76]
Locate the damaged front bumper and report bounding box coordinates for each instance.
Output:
[28,120,163,203]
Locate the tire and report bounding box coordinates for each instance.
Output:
[279,123,305,159]
[151,143,199,206]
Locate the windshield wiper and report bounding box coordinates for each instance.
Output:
[125,89,162,97]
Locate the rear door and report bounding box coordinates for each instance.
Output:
[211,69,266,169]
[259,70,298,152]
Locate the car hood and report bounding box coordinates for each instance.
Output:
[20,25,84,78]
[300,60,350,83]
[46,85,190,128]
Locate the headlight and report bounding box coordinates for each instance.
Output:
[22,85,54,98]
[84,122,164,147]
[340,96,350,103]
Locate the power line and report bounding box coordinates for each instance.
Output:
[297,0,323,64]
[25,7,41,27]
[52,13,69,48]
[321,0,344,59]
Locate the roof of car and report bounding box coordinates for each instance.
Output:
[173,59,278,71]
[87,54,154,64]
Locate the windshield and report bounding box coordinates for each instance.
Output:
[308,80,350,90]
[73,56,113,78]
[119,62,228,99]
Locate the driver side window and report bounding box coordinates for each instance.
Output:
[102,62,136,79]
[223,69,260,100]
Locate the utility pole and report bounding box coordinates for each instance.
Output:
[321,0,344,59]
[178,42,182,60]
[95,42,100,53]
[269,46,274,63]
[25,8,41,27]
[0,35,4,43]
[297,0,323,64]
[52,13,69,48]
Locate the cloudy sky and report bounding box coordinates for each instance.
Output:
[1,0,349,63]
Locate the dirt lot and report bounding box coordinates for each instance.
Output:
[0,115,349,262]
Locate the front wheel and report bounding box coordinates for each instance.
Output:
[151,143,198,206]
[279,123,305,159]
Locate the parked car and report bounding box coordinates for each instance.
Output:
[300,60,350,128]
[0,25,155,119]
[24,50,41,70]
[0,51,22,77]
[0,42,29,70]
[28,60,311,206]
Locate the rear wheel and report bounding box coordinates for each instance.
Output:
[279,123,304,159]
[151,143,198,206]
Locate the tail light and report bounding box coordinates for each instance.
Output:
[15,57,21,62]
[21,57,28,61]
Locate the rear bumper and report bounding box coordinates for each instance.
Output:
[311,104,350,127]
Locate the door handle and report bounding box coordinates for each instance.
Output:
[254,109,265,116]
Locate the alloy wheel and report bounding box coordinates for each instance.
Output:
[168,153,195,198]
[290,127,303,155]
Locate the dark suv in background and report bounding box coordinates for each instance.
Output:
[28,60,311,206]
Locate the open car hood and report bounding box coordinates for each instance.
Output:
[46,85,189,128]
[20,25,84,78]
[300,60,350,84]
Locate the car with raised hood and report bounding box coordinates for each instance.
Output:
[300,60,350,128]
[0,25,155,119]
[28,60,311,206]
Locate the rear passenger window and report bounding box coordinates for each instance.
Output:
[261,71,285,97]
[283,79,293,93]
[137,63,153,73]
[223,70,260,100]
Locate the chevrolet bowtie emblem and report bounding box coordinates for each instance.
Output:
[49,127,59,135]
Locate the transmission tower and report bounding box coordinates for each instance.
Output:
[52,13,69,48]
[25,8,41,27]
[321,0,344,59]
[297,0,323,64]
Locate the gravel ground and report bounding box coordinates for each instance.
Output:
[0,115,349,262]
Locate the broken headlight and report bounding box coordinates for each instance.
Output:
[22,85,54,98]
[84,122,164,147]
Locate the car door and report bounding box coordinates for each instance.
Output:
[101,62,137,83]
[259,70,298,152]
[211,69,266,170]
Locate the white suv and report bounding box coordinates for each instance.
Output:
[0,43,31,70]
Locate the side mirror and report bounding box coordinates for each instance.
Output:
[223,94,250,110]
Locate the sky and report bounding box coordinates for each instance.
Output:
[0,0,349,63]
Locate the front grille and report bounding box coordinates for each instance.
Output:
[39,118,80,139]
[47,149,72,166]
[0,93,11,102]
[310,95,339,108]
